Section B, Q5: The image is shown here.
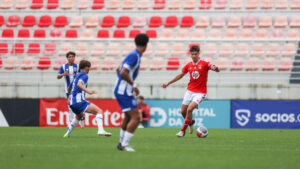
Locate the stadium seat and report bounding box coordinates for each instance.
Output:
[0,57,2,68]
[199,0,212,9]
[246,0,258,9]
[165,16,178,27]
[74,56,82,64]
[287,29,300,39]
[0,0,13,9]
[0,43,8,54]
[258,16,272,28]
[166,57,180,70]
[101,57,115,70]
[184,0,196,9]
[203,43,217,56]
[262,57,275,71]
[208,29,222,39]
[143,43,152,56]
[113,30,125,38]
[282,43,297,56]
[267,43,281,56]
[6,15,20,27]
[97,29,109,38]
[212,16,225,28]
[22,15,36,27]
[215,0,227,9]
[0,15,4,26]
[117,16,131,28]
[123,0,135,9]
[61,0,74,9]
[91,43,105,56]
[33,29,46,38]
[146,30,157,38]
[133,16,147,28]
[291,0,300,9]
[153,0,166,9]
[255,29,268,39]
[195,16,209,28]
[50,29,62,38]
[123,42,135,54]
[176,29,189,39]
[228,16,241,28]
[92,0,104,9]
[107,0,120,9]
[230,0,243,9]
[38,15,52,27]
[77,0,89,9]
[140,57,148,70]
[76,43,88,55]
[54,16,68,27]
[21,56,35,70]
[275,0,288,9]
[274,16,288,28]
[219,43,233,56]
[171,43,185,56]
[15,0,28,9]
[31,0,43,9]
[129,29,140,38]
[168,0,181,9]
[65,29,78,38]
[290,16,300,28]
[161,29,174,38]
[230,57,244,71]
[191,29,205,39]
[85,16,99,27]
[80,29,94,38]
[5,56,19,69]
[138,0,150,9]
[47,0,58,9]
[235,43,249,56]
[107,42,121,56]
[37,56,51,70]
[216,57,229,70]
[101,16,115,27]
[243,16,257,27]
[246,57,260,71]
[53,57,66,70]
[27,43,40,54]
[224,29,237,39]
[271,29,284,39]
[278,57,292,71]
[260,0,273,9]
[149,16,163,27]
[70,16,83,28]
[252,43,265,56]
[2,29,14,38]
[88,57,100,70]
[11,43,24,54]
[180,16,194,27]
[18,29,30,38]
[59,43,73,55]
[43,43,56,54]
[240,29,253,39]
[150,57,164,70]
[155,43,169,56]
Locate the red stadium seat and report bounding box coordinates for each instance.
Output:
[0,43,8,54]
[262,57,275,71]
[274,16,288,28]
[228,16,241,28]
[44,43,56,54]
[91,43,105,56]
[199,0,212,9]
[6,15,20,27]
[101,57,115,70]
[18,29,30,38]
[150,57,164,70]
[278,57,292,71]
[282,43,297,56]
[164,16,178,27]
[11,43,24,54]
[216,57,229,70]
[2,29,14,38]
[129,30,141,38]
[243,16,257,28]
[180,16,194,27]
[92,0,104,9]
[146,30,157,38]
[38,15,52,27]
[166,57,180,70]
[290,16,300,28]
[54,16,68,27]
[50,29,62,38]
[65,29,78,38]
[21,56,35,70]
[246,57,260,71]
[101,16,115,27]
[246,0,258,9]
[97,29,109,38]
[87,57,100,70]
[27,43,40,54]
[53,57,66,70]
[22,15,36,27]
[258,16,272,28]
[153,0,166,9]
[117,16,131,28]
[140,57,148,70]
[0,57,2,68]
[0,15,4,26]
[231,57,244,71]
[34,29,46,38]
[37,56,51,70]
[31,0,43,9]
[260,0,273,9]
[113,30,125,38]
[149,16,163,27]
[47,0,58,9]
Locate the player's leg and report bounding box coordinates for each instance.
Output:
[176,91,191,137]
[85,103,111,136]
[181,104,188,118]
[120,108,139,151]
[117,112,130,150]
[64,113,83,138]
[138,110,144,128]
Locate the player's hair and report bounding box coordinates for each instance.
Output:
[138,96,144,100]
[189,45,200,53]
[79,60,91,70]
[66,51,76,58]
[135,33,149,47]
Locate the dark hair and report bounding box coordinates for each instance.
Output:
[66,51,76,58]
[79,60,91,70]
[135,33,149,47]
[138,96,144,100]
[189,45,200,53]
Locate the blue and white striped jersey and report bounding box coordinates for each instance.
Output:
[68,72,88,105]
[58,63,79,94]
[114,49,141,97]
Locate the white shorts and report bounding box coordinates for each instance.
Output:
[182,90,206,106]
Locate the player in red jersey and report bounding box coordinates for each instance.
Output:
[162,45,219,137]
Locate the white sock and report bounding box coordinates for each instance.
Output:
[66,118,79,135]
[96,114,104,131]
[121,131,134,147]
[68,106,74,124]
[120,129,125,143]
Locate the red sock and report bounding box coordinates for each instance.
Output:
[181,117,193,132]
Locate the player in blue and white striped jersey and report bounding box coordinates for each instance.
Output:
[114,33,149,152]
[63,60,111,138]
[57,51,84,128]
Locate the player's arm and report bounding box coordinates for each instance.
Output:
[162,73,185,88]
[77,80,96,95]
[120,67,139,96]
[116,65,120,76]
[57,71,69,79]
[209,64,220,72]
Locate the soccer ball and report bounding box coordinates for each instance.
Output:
[196,126,208,138]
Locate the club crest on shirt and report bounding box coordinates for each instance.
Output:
[198,65,202,69]
[191,71,200,79]
[132,99,137,106]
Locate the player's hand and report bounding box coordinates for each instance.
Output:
[133,87,139,96]
[63,71,69,76]
[162,83,168,88]
[88,90,97,95]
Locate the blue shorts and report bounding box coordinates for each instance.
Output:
[115,94,138,112]
[69,100,91,115]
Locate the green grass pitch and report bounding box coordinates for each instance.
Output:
[0,127,299,169]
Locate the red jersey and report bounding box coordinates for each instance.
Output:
[182,60,213,93]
